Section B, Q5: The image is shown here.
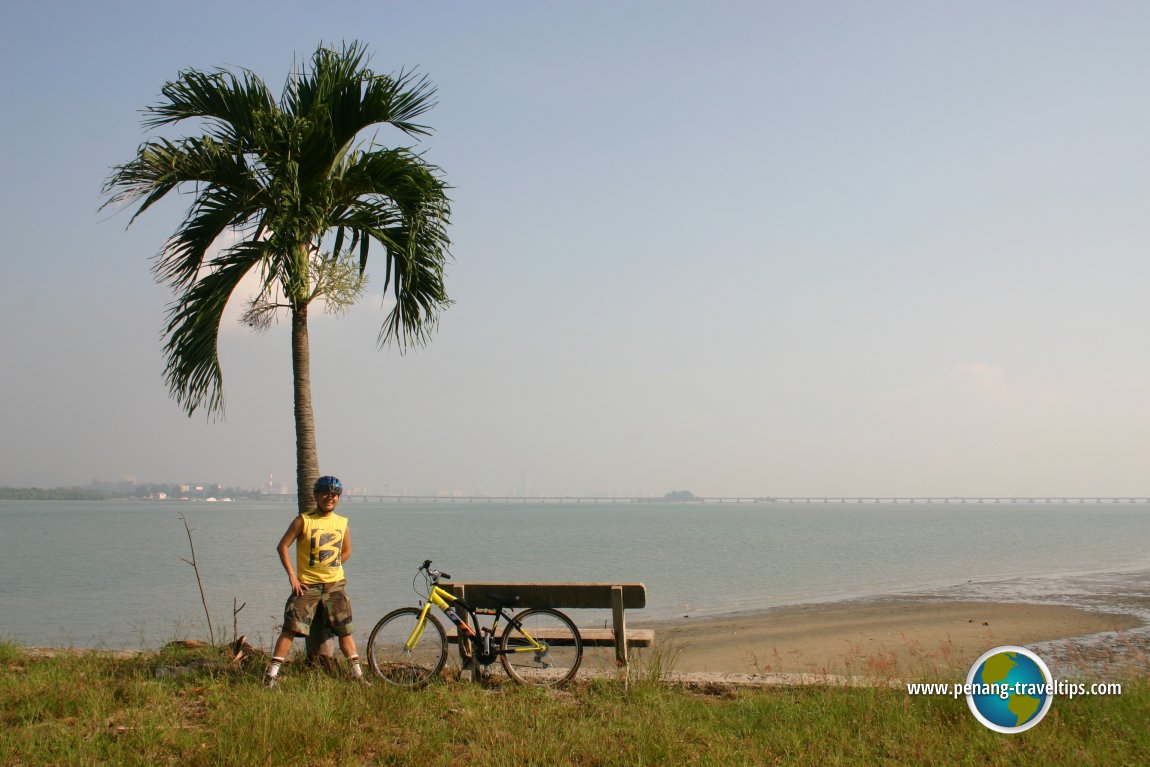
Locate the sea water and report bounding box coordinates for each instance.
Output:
[2,499,1149,649]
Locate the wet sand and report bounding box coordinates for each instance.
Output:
[633,600,1142,675]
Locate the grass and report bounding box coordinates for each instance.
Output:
[1,640,1148,766]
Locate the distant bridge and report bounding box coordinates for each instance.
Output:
[263,494,1150,505]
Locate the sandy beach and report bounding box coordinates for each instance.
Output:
[633,600,1142,675]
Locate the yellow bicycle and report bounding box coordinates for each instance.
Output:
[366,560,583,688]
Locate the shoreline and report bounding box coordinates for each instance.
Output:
[11,562,1150,678]
[630,598,1144,676]
[17,598,1148,682]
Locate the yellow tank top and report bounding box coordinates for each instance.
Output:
[296,512,348,584]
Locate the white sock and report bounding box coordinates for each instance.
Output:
[267,657,285,677]
[348,654,363,679]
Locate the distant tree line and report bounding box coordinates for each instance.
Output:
[0,487,109,500]
[89,481,264,499]
[1,483,264,501]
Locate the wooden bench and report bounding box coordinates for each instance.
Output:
[445,582,651,668]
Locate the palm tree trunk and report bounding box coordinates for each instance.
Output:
[291,301,335,659]
[291,302,320,516]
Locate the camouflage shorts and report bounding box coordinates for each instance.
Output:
[282,580,355,637]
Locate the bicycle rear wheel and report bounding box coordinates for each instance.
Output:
[366,607,447,688]
[500,607,583,687]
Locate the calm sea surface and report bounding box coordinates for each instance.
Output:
[3,499,1150,649]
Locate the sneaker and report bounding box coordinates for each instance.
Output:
[264,674,279,689]
[354,674,372,687]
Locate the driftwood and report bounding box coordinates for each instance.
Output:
[153,636,263,678]
[229,634,262,665]
[165,639,211,650]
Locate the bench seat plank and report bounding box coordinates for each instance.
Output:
[444,581,650,670]
[446,628,653,647]
[446,583,646,610]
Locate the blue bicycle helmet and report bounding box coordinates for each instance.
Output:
[314,475,343,495]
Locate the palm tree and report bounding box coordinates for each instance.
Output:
[104,41,452,515]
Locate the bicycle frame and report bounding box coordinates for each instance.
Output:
[367,561,585,688]
[407,581,547,658]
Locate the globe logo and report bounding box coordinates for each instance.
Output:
[966,646,1054,733]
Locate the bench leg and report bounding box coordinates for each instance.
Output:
[611,586,628,667]
[451,585,483,682]
[611,587,631,688]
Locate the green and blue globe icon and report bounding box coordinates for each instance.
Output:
[966,646,1054,733]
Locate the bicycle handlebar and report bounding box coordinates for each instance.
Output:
[420,560,450,580]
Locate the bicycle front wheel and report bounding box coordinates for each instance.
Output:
[500,607,583,687]
[366,607,447,688]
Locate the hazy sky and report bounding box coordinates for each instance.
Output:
[2,1,1149,497]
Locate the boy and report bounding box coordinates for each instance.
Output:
[265,475,366,686]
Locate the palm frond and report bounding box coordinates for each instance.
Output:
[105,135,266,290]
[322,145,452,348]
[103,135,262,215]
[157,184,264,290]
[161,244,265,417]
[374,194,452,350]
[282,42,439,188]
[360,68,439,138]
[143,67,276,146]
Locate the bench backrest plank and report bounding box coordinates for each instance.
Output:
[446,582,646,610]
